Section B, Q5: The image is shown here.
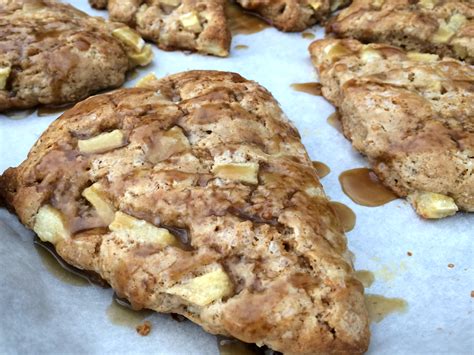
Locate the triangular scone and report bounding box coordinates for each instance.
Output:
[327,0,474,63]
[0,71,369,354]
[309,38,474,218]
[235,0,350,32]
[0,0,152,112]
[90,0,231,57]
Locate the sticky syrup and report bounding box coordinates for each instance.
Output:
[301,32,315,39]
[107,295,153,328]
[365,294,408,323]
[34,238,108,287]
[226,2,270,35]
[290,82,323,96]
[339,168,398,207]
[329,201,356,233]
[312,161,330,178]
[327,112,342,132]
[354,270,375,288]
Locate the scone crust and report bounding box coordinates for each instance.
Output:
[309,38,474,215]
[327,0,474,63]
[236,0,350,32]
[0,0,143,112]
[91,0,231,57]
[1,70,369,354]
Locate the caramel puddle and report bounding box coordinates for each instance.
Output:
[312,161,331,178]
[329,201,356,233]
[34,240,88,287]
[339,168,398,207]
[327,111,342,132]
[301,32,315,39]
[291,82,323,96]
[226,2,269,35]
[34,238,107,287]
[365,294,408,323]
[107,296,153,328]
[354,270,375,288]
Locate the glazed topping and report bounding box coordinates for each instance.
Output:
[3,71,367,354]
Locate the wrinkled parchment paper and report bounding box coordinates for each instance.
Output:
[1,1,473,353]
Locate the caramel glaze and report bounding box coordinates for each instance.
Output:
[354,270,375,288]
[290,82,323,96]
[339,168,398,207]
[365,294,408,323]
[226,2,270,35]
[34,238,109,287]
[107,295,153,328]
[329,201,356,233]
[217,337,281,355]
[115,293,189,324]
[312,161,331,178]
[301,32,315,39]
[327,111,343,132]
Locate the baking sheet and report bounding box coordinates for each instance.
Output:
[0,1,473,354]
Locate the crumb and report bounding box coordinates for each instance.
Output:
[470,291,473,298]
[448,263,455,269]
[407,252,412,257]
[136,321,152,336]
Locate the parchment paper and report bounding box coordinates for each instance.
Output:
[1,1,473,354]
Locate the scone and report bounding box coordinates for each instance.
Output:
[89,0,231,57]
[236,0,350,32]
[309,38,474,218]
[0,0,152,112]
[0,71,369,354]
[327,0,474,63]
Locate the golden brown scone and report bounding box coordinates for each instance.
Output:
[309,38,474,218]
[0,70,369,354]
[327,0,474,63]
[236,0,350,32]
[90,0,231,57]
[0,0,153,112]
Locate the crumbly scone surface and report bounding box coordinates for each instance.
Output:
[0,0,148,112]
[90,0,231,57]
[236,0,350,32]
[0,70,369,354]
[310,38,474,217]
[327,0,474,63]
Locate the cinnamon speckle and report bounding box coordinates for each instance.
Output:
[448,263,455,269]
[136,321,152,336]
